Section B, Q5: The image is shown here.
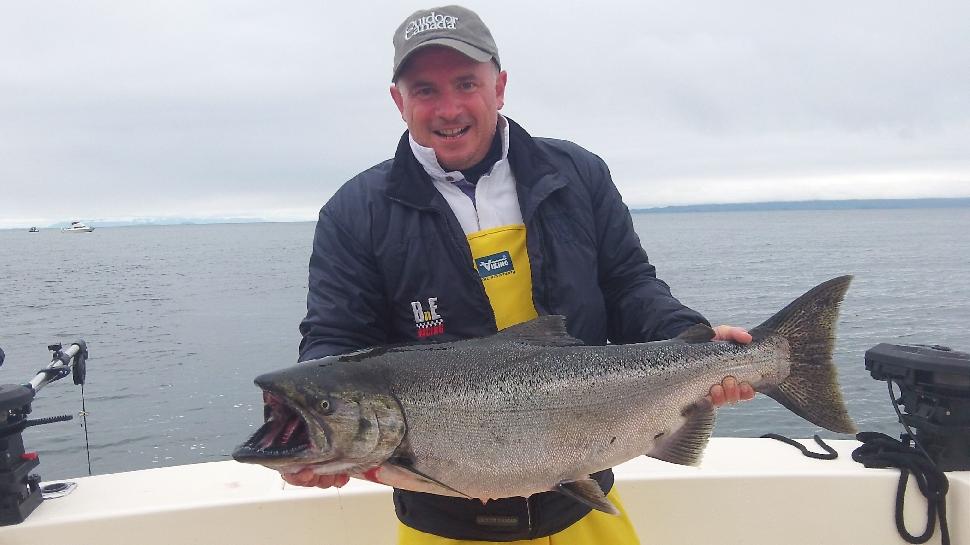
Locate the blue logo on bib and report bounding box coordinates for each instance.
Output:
[476,251,514,279]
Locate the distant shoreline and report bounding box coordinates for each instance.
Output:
[634,197,970,214]
[4,197,968,230]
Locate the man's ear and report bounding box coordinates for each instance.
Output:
[495,70,508,111]
[390,84,405,118]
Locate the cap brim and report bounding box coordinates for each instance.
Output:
[394,38,493,80]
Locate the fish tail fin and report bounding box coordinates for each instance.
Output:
[751,275,858,433]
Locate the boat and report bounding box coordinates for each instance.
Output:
[28,227,38,232]
[0,336,965,544]
[61,221,94,232]
[0,438,966,545]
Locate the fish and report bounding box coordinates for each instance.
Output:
[233,275,857,515]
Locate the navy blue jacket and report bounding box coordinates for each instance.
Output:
[300,118,706,359]
[298,118,709,540]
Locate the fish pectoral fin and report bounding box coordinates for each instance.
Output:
[646,399,716,466]
[554,478,619,515]
[386,459,472,499]
[674,324,716,344]
[494,315,585,347]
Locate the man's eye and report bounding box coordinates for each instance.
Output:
[459,81,478,91]
[414,87,434,97]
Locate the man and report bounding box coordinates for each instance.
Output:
[287,5,753,544]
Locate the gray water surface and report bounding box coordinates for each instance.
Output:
[0,208,967,480]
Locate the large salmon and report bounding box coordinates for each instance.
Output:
[233,276,856,514]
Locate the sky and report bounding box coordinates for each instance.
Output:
[2,1,969,228]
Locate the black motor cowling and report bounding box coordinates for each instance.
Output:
[865,343,970,471]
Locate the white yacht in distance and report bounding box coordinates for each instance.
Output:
[61,221,94,232]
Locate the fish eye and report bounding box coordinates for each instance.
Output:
[320,399,333,414]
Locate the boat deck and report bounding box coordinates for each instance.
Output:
[2,438,967,544]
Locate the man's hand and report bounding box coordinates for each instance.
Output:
[706,325,756,407]
[712,324,752,344]
[281,468,350,489]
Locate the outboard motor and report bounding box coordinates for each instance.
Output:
[0,341,88,526]
[865,343,970,471]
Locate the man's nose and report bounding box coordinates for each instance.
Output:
[435,90,463,119]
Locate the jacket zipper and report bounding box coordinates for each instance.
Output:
[530,214,554,313]
[432,207,498,331]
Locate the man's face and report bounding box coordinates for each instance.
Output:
[390,47,507,171]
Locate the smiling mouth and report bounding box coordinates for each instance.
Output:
[434,126,469,139]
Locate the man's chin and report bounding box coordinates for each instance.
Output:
[434,146,485,171]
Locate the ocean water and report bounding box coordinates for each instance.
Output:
[0,208,968,480]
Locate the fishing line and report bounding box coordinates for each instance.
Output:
[80,381,92,476]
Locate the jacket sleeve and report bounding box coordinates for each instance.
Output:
[585,155,710,343]
[298,205,388,362]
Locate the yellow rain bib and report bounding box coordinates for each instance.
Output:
[397,226,640,545]
[397,489,641,544]
[465,224,538,330]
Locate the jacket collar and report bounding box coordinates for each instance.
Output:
[505,117,564,221]
[385,116,566,219]
[386,131,439,209]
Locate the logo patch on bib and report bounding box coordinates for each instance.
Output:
[476,251,514,280]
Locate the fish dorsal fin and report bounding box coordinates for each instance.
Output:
[646,400,716,466]
[675,324,716,344]
[554,478,619,515]
[337,346,390,362]
[494,315,584,347]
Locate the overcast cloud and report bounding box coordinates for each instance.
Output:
[2,1,968,228]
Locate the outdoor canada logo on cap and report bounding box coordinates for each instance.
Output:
[404,11,460,40]
[392,5,500,80]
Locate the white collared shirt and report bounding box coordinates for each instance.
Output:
[409,116,524,235]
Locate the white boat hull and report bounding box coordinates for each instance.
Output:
[1,438,966,545]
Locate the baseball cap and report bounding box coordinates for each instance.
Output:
[392,5,500,81]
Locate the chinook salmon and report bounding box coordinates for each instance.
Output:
[233,276,856,514]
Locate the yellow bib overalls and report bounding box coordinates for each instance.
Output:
[398,224,640,545]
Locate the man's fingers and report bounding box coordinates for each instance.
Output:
[740,382,756,400]
[281,468,316,486]
[706,376,755,407]
[721,376,740,403]
[707,384,726,406]
[282,470,350,489]
[713,325,752,344]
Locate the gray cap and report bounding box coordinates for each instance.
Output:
[392,5,500,81]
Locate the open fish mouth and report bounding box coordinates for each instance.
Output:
[232,393,315,463]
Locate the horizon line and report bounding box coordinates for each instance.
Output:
[3,196,969,230]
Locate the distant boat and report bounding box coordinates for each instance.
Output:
[28,226,39,232]
[61,221,94,233]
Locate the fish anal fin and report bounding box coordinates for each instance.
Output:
[554,478,619,515]
[646,400,716,466]
[675,324,716,344]
[495,315,585,347]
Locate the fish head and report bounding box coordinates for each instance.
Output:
[232,360,406,475]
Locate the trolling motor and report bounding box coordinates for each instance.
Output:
[865,343,970,471]
[0,341,88,526]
